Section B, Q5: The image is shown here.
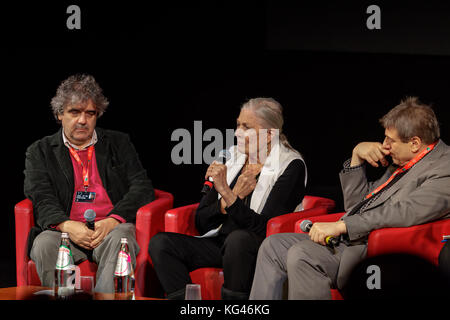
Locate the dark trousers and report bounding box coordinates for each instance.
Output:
[439,241,450,286]
[148,229,264,299]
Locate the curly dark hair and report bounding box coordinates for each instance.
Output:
[51,74,109,121]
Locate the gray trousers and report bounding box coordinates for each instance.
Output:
[249,233,348,300]
[30,223,139,293]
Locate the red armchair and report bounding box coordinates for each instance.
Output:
[164,195,336,299]
[15,189,174,298]
[295,212,450,299]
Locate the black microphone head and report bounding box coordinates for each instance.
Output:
[300,219,312,232]
[84,209,96,222]
[218,149,231,164]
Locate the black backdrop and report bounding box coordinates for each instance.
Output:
[1,1,450,288]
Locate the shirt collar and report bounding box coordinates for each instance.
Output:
[62,129,98,150]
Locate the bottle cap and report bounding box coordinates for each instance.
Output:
[61,233,69,238]
[120,238,128,243]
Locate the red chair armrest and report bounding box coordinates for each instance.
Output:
[135,189,174,297]
[165,203,200,236]
[295,212,346,233]
[266,207,330,237]
[367,218,450,265]
[135,189,174,250]
[15,199,34,286]
[302,195,336,212]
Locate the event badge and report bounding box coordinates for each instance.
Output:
[75,191,96,203]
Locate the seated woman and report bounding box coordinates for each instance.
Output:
[148,97,307,299]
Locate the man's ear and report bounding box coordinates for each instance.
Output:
[410,136,423,153]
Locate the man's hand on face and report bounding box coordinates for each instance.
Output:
[351,142,390,168]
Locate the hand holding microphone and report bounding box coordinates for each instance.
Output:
[201,149,231,194]
[204,162,228,195]
[57,215,95,250]
[300,219,346,253]
[84,209,96,230]
[83,209,120,248]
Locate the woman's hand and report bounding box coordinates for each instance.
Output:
[206,161,238,212]
[205,161,230,195]
[233,168,258,199]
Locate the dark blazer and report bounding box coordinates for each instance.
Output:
[24,127,154,231]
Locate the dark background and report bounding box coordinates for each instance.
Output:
[1,0,450,288]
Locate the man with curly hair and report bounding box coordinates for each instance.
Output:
[24,74,154,293]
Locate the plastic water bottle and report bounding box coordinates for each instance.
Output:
[54,233,76,299]
[114,238,135,299]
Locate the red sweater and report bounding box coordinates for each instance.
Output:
[69,147,125,223]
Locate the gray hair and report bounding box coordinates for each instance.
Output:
[51,74,109,121]
[241,97,298,152]
[380,97,440,145]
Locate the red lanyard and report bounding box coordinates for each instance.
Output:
[365,142,437,199]
[68,145,94,191]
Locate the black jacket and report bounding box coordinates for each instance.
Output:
[195,159,306,238]
[24,127,154,231]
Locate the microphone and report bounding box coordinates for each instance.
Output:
[299,219,340,247]
[299,219,313,233]
[201,149,231,194]
[84,209,96,230]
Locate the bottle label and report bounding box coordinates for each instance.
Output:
[56,245,74,270]
[114,250,131,276]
